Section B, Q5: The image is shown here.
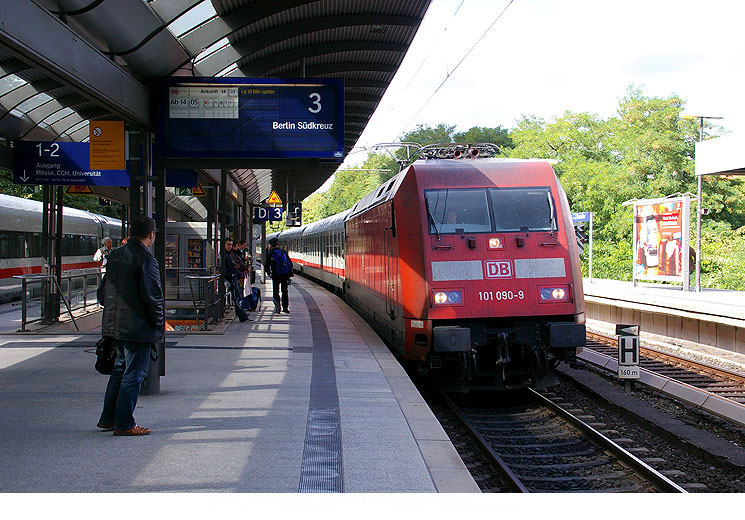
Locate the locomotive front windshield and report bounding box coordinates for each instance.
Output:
[425,189,491,234]
[491,188,556,232]
[425,187,556,234]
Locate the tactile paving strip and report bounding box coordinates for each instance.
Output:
[295,283,343,493]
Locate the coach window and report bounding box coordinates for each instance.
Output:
[17,232,27,257]
[29,232,42,257]
[61,234,74,256]
[0,231,27,258]
[425,188,491,234]
[85,235,96,255]
[0,231,11,258]
[490,188,556,232]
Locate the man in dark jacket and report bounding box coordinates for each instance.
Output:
[267,237,293,314]
[222,239,250,322]
[97,216,164,436]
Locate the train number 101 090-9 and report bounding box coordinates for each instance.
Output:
[478,290,524,301]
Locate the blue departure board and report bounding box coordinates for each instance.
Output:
[157,77,344,160]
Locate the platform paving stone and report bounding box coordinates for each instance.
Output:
[0,277,478,493]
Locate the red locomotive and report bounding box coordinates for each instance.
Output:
[271,145,585,390]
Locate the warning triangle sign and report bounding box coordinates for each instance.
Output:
[265,190,283,204]
[66,185,94,194]
[192,183,206,197]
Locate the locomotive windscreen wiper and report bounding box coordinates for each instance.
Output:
[426,202,440,239]
[547,191,557,235]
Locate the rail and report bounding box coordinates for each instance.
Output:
[442,389,686,492]
[529,389,687,493]
[185,275,222,331]
[439,391,528,492]
[13,268,104,332]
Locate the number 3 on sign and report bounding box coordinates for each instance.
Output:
[308,93,321,114]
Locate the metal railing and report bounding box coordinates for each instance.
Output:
[13,268,104,332]
[185,275,223,331]
[165,267,213,301]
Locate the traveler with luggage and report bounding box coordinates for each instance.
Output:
[266,237,293,314]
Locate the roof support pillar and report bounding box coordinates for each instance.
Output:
[217,170,228,306]
[142,128,162,396]
[242,190,248,242]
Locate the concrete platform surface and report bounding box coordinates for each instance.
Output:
[0,277,478,493]
[583,278,745,320]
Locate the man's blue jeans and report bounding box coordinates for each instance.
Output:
[99,341,152,431]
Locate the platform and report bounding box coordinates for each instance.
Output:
[584,278,745,319]
[583,278,745,357]
[0,277,478,493]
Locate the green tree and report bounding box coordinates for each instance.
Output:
[400,123,456,145]
[301,191,325,225]
[505,86,745,287]
[453,125,514,150]
[301,152,400,224]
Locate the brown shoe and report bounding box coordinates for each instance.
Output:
[96,422,114,431]
[113,425,151,436]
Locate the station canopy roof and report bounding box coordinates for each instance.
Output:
[0,0,431,203]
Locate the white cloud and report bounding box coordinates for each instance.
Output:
[345,0,745,169]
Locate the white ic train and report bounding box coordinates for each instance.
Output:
[0,194,121,302]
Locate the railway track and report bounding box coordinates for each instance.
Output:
[442,390,685,493]
[585,332,745,404]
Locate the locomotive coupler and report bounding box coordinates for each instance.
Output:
[495,332,511,365]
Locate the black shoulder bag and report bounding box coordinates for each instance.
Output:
[95,337,116,375]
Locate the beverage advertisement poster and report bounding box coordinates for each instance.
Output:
[632,197,690,286]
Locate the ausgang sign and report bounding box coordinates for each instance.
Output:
[157,77,344,160]
[13,141,129,186]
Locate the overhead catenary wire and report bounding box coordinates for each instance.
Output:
[397,0,516,138]
[402,0,467,91]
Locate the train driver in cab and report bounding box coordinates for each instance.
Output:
[446,210,459,224]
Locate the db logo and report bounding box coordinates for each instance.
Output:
[485,260,512,278]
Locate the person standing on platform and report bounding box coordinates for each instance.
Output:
[267,237,293,314]
[235,239,248,262]
[233,239,250,287]
[222,239,250,322]
[97,216,163,436]
[236,238,256,285]
[94,237,113,268]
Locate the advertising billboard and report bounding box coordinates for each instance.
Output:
[632,197,690,286]
[157,77,344,160]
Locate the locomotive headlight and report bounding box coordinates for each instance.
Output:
[539,286,570,302]
[488,236,505,250]
[433,290,463,305]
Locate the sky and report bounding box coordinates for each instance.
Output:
[336,0,745,176]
